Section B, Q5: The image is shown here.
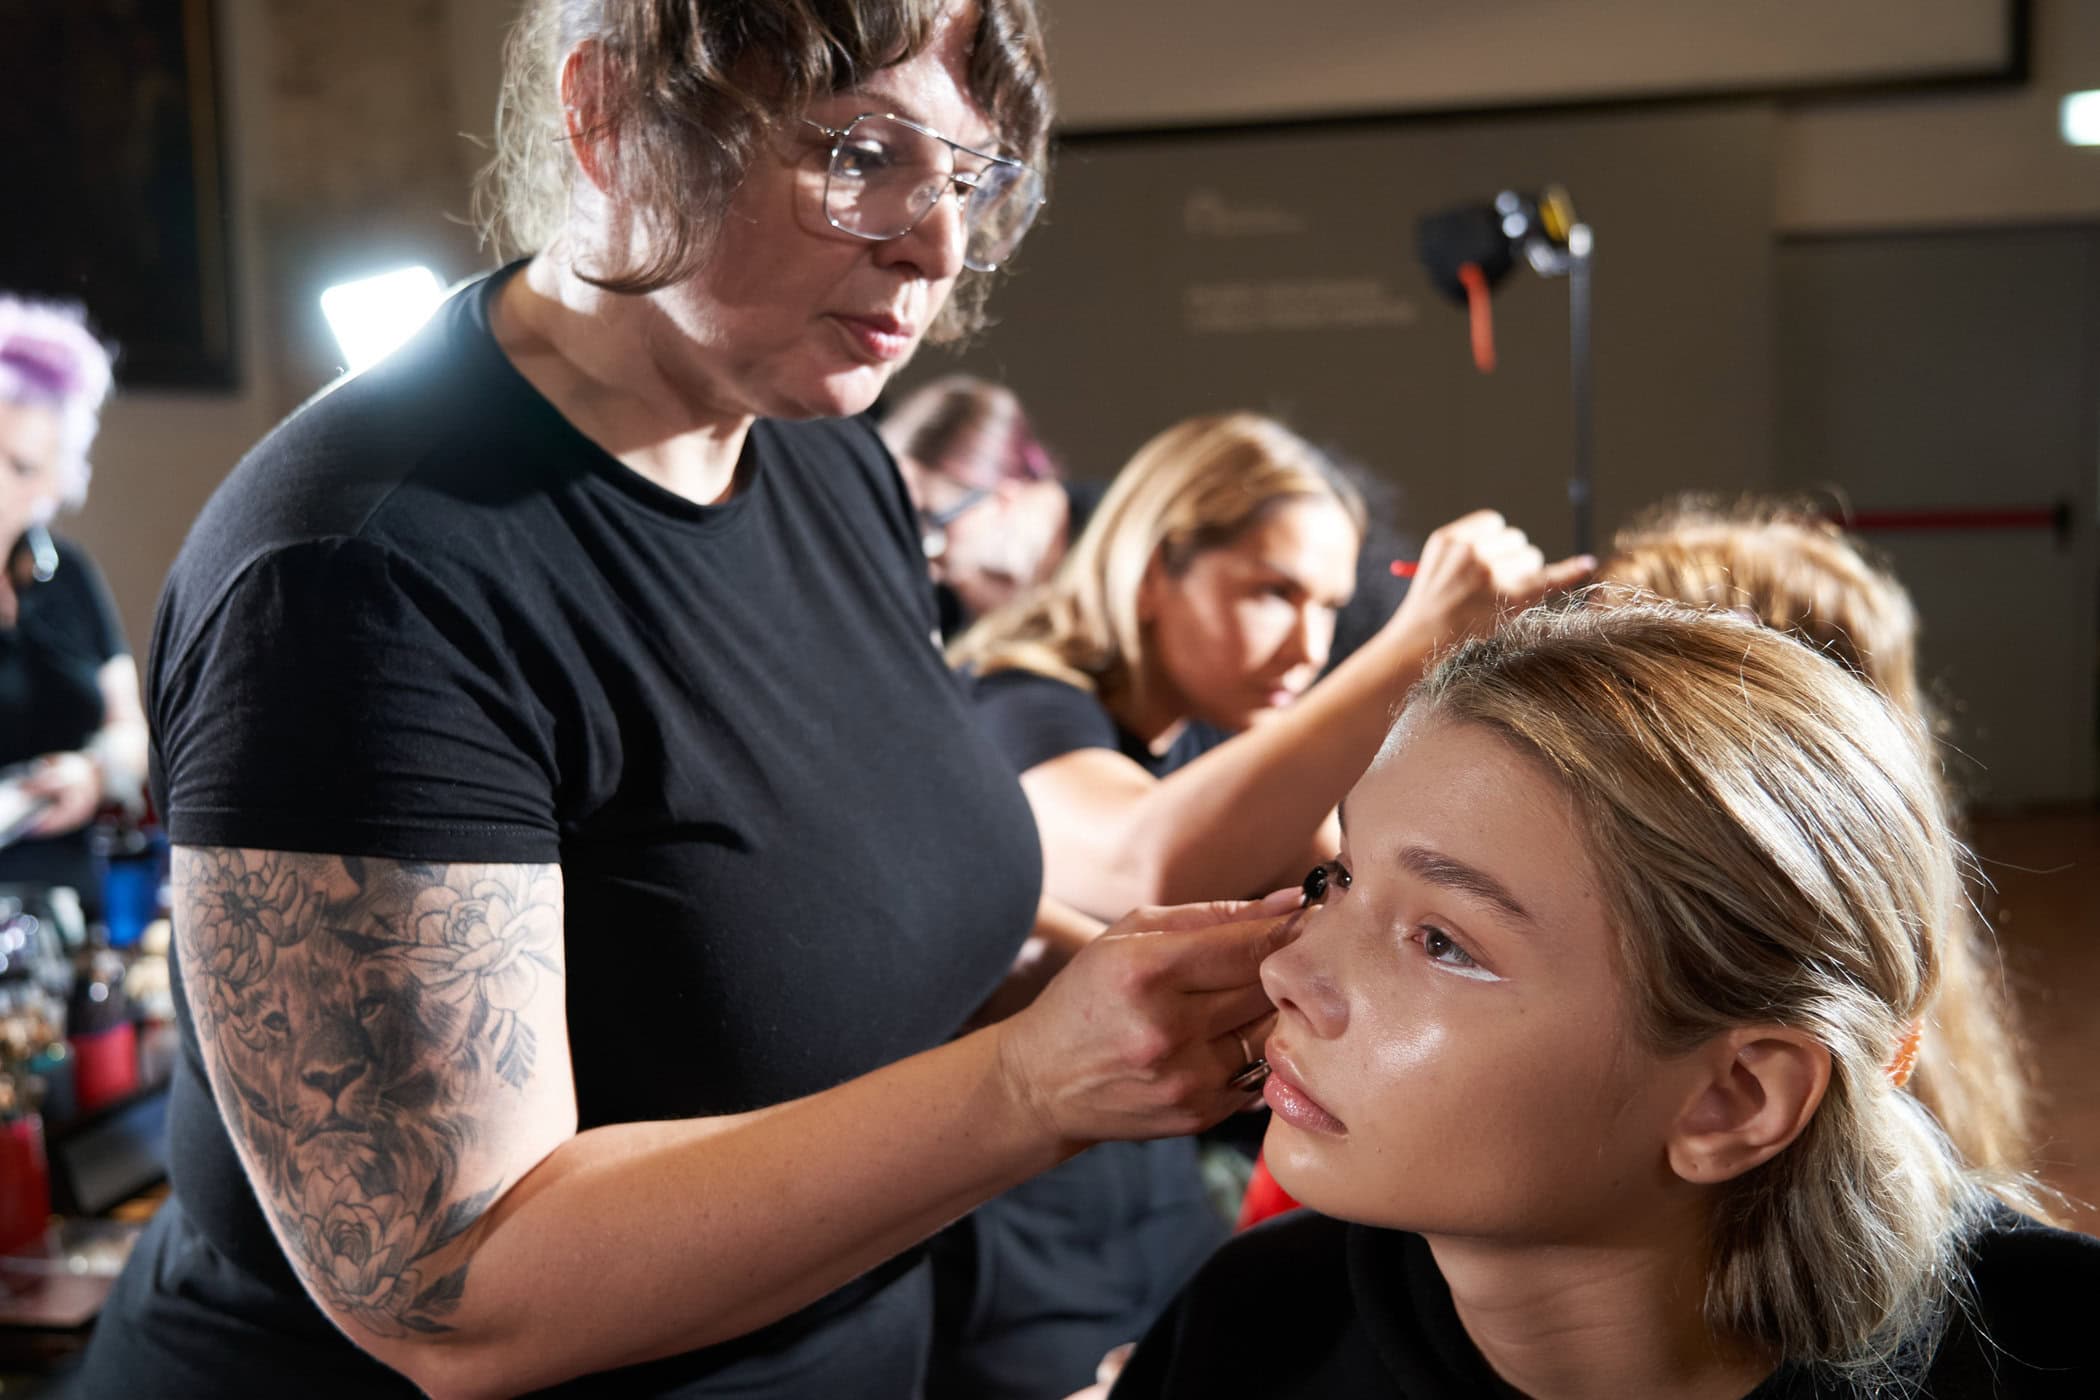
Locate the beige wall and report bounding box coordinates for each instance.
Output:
[1777,0,2100,231]
[1043,0,2015,130]
[62,0,2100,655]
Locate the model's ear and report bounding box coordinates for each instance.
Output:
[1665,1027,1831,1185]
[560,40,619,194]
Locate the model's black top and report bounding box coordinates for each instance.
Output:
[969,668,1228,779]
[81,265,1043,1397]
[0,534,125,899]
[1113,1209,2100,1399]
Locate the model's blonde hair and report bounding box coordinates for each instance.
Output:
[1413,603,2033,1385]
[949,413,1365,717]
[1597,497,2033,1179]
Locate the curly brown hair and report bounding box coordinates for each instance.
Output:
[477,0,1052,343]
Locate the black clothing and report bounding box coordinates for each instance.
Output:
[1113,1209,2100,1399]
[928,668,1231,1400]
[0,534,126,905]
[79,265,1044,1397]
[929,1142,1230,1400]
[968,668,1229,780]
[1061,479,1107,543]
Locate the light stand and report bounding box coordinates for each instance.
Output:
[1417,188,1597,556]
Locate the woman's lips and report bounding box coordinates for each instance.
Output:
[830,312,916,363]
[1263,1046,1347,1135]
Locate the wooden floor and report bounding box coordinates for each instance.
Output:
[1970,806,2100,1236]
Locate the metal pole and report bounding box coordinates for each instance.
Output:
[1567,227,1595,558]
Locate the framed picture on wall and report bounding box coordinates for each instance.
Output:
[0,0,235,390]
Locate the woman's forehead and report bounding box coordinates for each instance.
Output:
[832,11,997,149]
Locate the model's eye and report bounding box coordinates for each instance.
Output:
[1410,925,1503,983]
[1421,928,1475,967]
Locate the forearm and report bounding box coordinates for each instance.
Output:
[89,657,149,807]
[369,1023,1069,1398]
[181,850,1277,1399]
[84,717,149,806]
[1110,631,1430,906]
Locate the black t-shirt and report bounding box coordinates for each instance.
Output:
[969,668,1229,780]
[1113,1209,2100,1399]
[88,266,1044,1397]
[0,534,125,898]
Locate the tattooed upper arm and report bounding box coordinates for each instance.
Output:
[176,848,575,1347]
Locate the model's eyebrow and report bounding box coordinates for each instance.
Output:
[1397,845,1536,928]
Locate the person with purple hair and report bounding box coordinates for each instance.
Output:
[0,295,147,909]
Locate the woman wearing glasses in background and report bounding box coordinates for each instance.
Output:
[76,4,1302,1397]
[878,373,1086,642]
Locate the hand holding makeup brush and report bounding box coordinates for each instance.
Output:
[1372,509,1594,659]
[995,886,1303,1149]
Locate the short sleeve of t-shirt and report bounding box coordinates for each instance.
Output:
[968,668,1122,775]
[151,535,558,863]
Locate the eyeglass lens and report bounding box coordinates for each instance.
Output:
[826,116,1042,271]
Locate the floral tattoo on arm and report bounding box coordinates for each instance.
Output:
[177,849,563,1338]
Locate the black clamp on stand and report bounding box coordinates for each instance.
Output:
[1417,188,1596,557]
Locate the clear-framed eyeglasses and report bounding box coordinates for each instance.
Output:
[918,484,992,560]
[801,113,1045,273]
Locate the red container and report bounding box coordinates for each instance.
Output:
[0,1114,51,1256]
[70,1022,139,1115]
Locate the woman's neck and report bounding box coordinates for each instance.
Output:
[1426,1223,1776,1400]
[1109,679,1189,755]
[493,252,751,507]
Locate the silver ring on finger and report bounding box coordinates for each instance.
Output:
[1229,1057,1271,1093]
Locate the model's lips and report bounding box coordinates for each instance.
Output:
[830,310,919,363]
[1263,1043,1347,1135]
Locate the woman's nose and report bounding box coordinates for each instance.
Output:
[1274,604,1329,682]
[879,181,970,282]
[1260,910,1349,1037]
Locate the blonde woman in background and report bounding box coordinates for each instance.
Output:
[1597,498,2033,1179]
[953,411,1593,924]
[1111,603,2098,1399]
